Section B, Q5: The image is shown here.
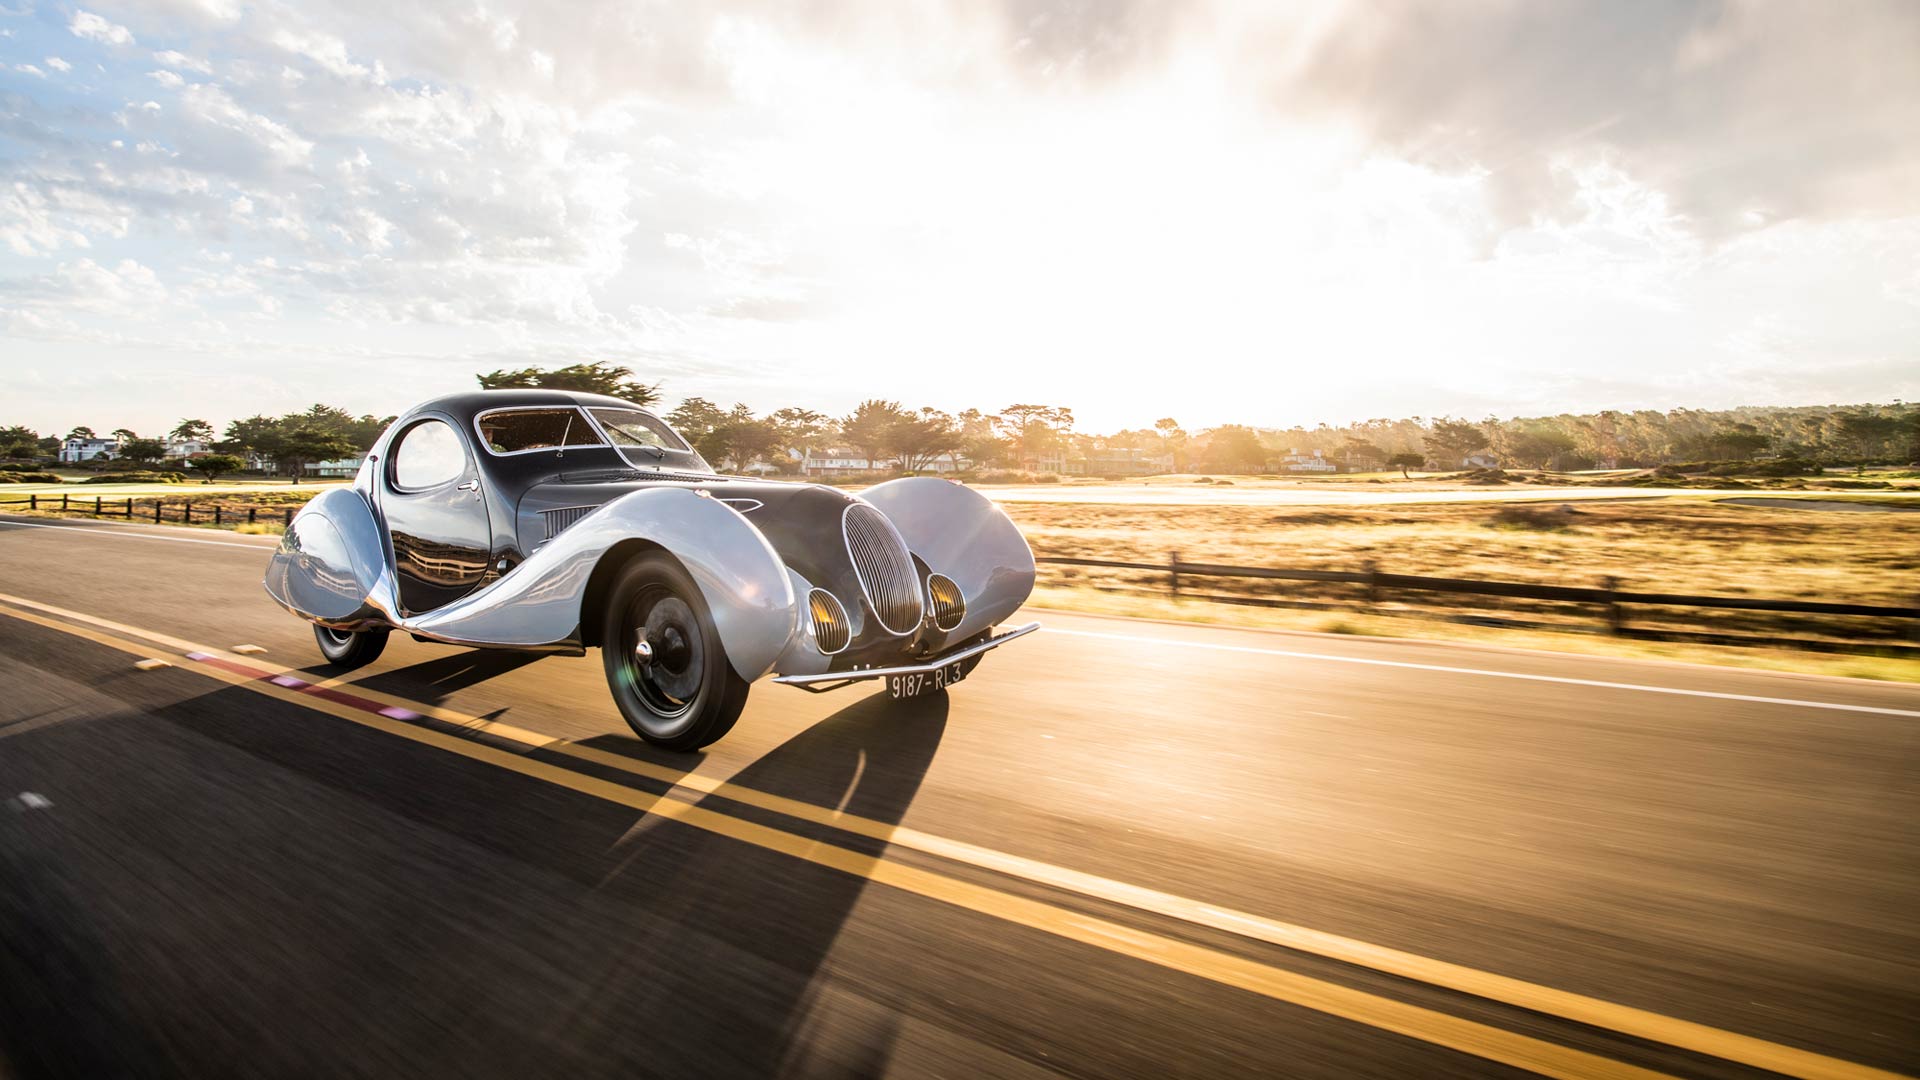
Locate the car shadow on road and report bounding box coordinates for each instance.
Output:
[538,690,950,1077]
[311,647,548,703]
[50,669,951,1077]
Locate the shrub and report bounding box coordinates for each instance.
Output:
[83,471,187,484]
[1488,504,1579,531]
[15,472,59,483]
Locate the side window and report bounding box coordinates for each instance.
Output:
[475,408,608,454]
[391,420,467,490]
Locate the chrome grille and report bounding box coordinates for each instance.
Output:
[807,589,850,654]
[925,573,965,631]
[541,504,600,540]
[842,503,923,635]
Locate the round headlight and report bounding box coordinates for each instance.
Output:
[925,573,965,632]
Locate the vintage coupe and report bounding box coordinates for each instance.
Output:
[263,390,1038,750]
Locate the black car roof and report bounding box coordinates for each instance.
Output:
[404,389,658,425]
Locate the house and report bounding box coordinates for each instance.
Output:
[1280,448,1336,474]
[1066,449,1174,476]
[165,437,212,461]
[309,457,365,478]
[802,449,895,477]
[243,450,277,473]
[58,436,124,463]
[1462,452,1499,469]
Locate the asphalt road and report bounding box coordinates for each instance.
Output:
[0,513,1915,1080]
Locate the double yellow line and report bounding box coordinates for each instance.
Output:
[0,591,1902,1080]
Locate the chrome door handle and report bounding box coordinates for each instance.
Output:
[456,480,480,493]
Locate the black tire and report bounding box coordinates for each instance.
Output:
[601,552,751,751]
[314,624,389,668]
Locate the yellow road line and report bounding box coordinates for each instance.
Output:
[0,592,1907,1080]
[0,597,1679,1080]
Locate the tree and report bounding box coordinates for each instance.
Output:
[995,404,1074,469]
[0,426,39,459]
[1503,422,1577,470]
[67,425,95,440]
[1834,411,1899,462]
[222,414,286,461]
[1387,452,1425,479]
[767,407,832,462]
[841,400,911,469]
[1155,417,1189,471]
[1200,426,1266,473]
[275,427,355,482]
[698,416,781,471]
[170,418,214,442]
[1425,417,1488,464]
[665,397,725,445]
[886,409,962,471]
[111,427,137,443]
[121,438,167,465]
[187,453,244,483]
[1341,439,1386,468]
[477,361,659,406]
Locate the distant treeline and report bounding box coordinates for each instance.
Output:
[6,359,1915,476]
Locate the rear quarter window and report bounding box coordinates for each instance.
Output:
[476,408,607,454]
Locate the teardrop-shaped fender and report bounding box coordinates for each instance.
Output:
[405,487,796,681]
[859,477,1035,639]
[263,486,397,627]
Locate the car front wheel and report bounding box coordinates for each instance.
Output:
[601,552,750,752]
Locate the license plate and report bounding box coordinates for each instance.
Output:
[888,661,967,699]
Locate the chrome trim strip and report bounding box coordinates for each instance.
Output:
[471,405,610,456]
[770,622,1039,687]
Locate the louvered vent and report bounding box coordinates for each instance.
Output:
[842,503,923,635]
[807,589,850,654]
[541,504,600,540]
[925,573,965,631]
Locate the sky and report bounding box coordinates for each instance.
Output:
[2,0,1918,438]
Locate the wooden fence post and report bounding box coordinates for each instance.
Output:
[1364,560,1380,604]
[61,494,69,511]
[28,494,36,510]
[125,498,133,518]
[213,505,222,526]
[183,502,192,524]
[283,507,294,526]
[248,507,257,524]
[1602,575,1624,634]
[154,500,163,523]
[94,496,102,515]
[1169,550,1182,603]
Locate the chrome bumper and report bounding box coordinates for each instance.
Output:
[771,621,1040,693]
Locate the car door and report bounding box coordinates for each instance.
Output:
[381,416,493,615]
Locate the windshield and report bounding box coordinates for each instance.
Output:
[587,407,708,472]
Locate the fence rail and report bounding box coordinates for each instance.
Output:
[6,498,1913,645]
[1037,552,1920,642]
[1,494,294,527]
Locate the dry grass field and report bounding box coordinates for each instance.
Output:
[1007,496,1920,679]
[8,485,1916,678]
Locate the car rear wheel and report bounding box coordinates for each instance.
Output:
[314,624,389,668]
[601,552,750,751]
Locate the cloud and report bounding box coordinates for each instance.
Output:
[45,57,73,73]
[148,69,185,89]
[1278,0,1920,235]
[69,10,135,47]
[152,49,213,74]
[13,64,46,77]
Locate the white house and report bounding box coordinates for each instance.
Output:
[1463,452,1500,469]
[1280,448,1337,473]
[802,449,893,477]
[309,457,365,478]
[165,437,212,461]
[58,436,123,463]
